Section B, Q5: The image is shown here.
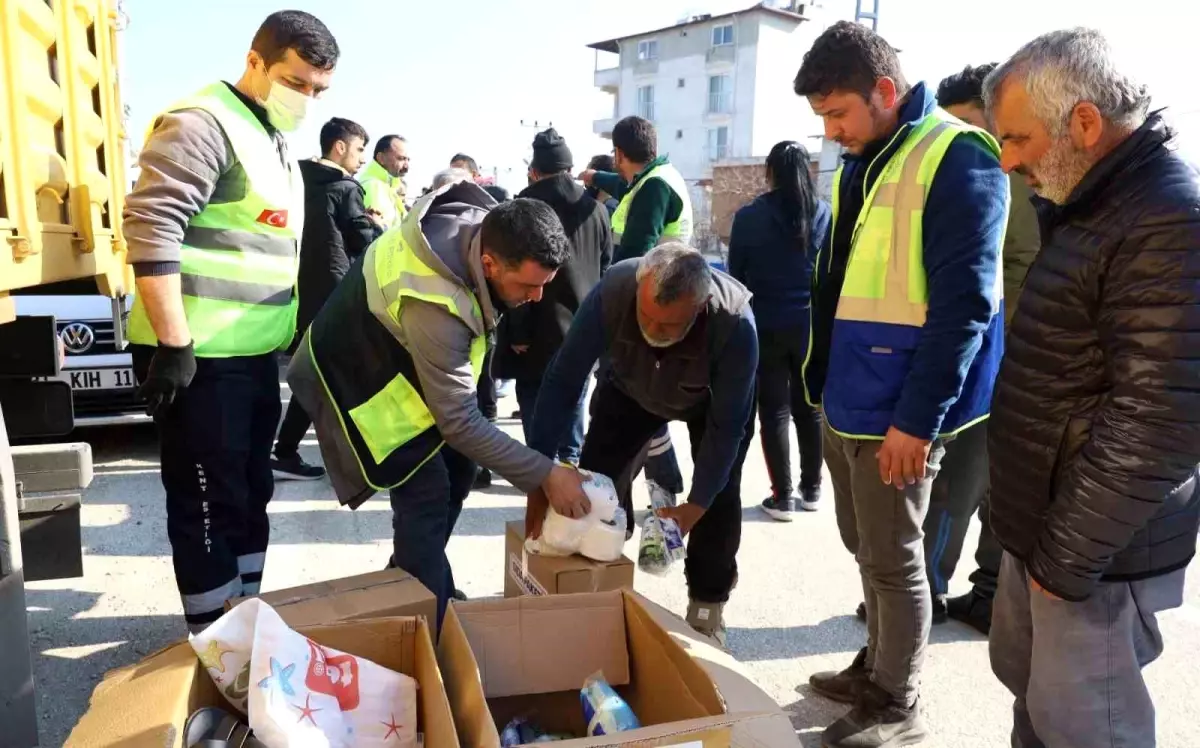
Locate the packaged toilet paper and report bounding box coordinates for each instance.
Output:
[637,480,686,576]
[525,469,627,562]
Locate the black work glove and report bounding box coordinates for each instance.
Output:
[138,341,197,420]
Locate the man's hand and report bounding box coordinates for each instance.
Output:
[365,208,387,228]
[1030,577,1062,601]
[525,487,551,539]
[656,503,706,536]
[511,344,530,354]
[139,341,197,420]
[876,426,932,489]
[541,464,591,519]
[577,169,596,187]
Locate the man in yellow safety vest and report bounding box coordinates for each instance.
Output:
[123,10,339,633]
[360,134,409,228]
[793,21,1009,748]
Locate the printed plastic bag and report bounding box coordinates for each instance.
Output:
[190,598,418,748]
[580,671,641,736]
[500,716,574,745]
[638,480,686,576]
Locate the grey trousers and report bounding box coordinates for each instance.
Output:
[990,552,1185,748]
[825,425,947,705]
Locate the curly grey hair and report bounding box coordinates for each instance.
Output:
[635,242,712,305]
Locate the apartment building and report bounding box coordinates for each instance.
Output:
[588,1,826,247]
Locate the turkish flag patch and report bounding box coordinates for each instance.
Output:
[257,209,289,228]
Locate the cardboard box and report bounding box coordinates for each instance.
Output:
[504,520,634,597]
[66,616,458,748]
[439,590,774,748]
[226,567,437,628]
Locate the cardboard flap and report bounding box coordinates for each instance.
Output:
[552,711,776,748]
[453,592,629,698]
[439,606,503,748]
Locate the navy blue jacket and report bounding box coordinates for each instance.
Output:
[728,192,831,331]
[805,82,1008,440]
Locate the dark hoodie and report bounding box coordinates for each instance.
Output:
[728,191,832,331]
[295,159,384,335]
[493,172,612,380]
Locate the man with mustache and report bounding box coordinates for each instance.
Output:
[985,28,1200,748]
[794,21,1009,748]
[524,243,757,646]
[360,134,409,228]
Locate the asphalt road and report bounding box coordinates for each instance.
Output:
[24,386,1200,747]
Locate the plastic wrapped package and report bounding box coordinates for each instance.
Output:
[500,717,573,745]
[638,480,686,576]
[580,672,641,736]
[525,470,626,562]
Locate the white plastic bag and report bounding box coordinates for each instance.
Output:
[190,598,419,748]
[525,469,626,562]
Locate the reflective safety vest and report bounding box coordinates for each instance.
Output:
[611,161,693,247]
[359,160,407,228]
[809,108,1007,439]
[127,83,304,357]
[308,214,488,492]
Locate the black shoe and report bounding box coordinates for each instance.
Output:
[452,588,468,602]
[809,647,871,704]
[184,707,267,747]
[821,682,927,747]
[510,409,522,419]
[798,485,821,512]
[931,594,948,625]
[761,495,796,522]
[271,453,326,481]
[946,590,993,635]
[473,467,492,489]
[856,598,946,625]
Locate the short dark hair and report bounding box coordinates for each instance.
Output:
[937,63,998,109]
[251,10,340,70]
[793,21,906,99]
[588,154,615,172]
[374,134,405,156]
[611,117,656,163]
[319,117,368,156]
[450,153,479,175]
[480,198,570,270]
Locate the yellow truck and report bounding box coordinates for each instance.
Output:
[0,1,129,743]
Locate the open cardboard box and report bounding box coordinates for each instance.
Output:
[504,520,634,597]
[226,567,438,627]
[65,616,458,748]
[438,589,779,748]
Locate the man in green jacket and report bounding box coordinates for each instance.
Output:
[360,134,409,228]
[580,116,693,263]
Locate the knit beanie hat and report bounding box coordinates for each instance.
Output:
[530,128,573,174]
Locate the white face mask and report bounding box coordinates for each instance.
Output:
[262,81,312,133]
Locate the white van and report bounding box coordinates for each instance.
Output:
[13,295,146,427]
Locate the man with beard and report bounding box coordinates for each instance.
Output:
[360,134,409,227]
[794,21,1008,747]
[288,185,590,626]
[525,243,757,647]
[985,29,1200,747]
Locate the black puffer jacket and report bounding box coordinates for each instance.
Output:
[493,173,612,380]
[988,114,1200,602]
[295,159,384,338]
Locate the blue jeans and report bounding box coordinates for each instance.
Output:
[388,445,475,631]
[516,377,585,464]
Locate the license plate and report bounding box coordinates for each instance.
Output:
[57,367,136,391]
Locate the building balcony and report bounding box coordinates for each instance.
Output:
[706,45,736,65]
[593,116,617,138]
[633,58,659,76]
[594,66,620,93]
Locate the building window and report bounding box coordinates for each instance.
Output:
[676,129,684,139]
[708,126,729,160]
[677,78,685,88]
[708,75,732,114]
[637,39,658,60]
[637,85,655,121]
[711,24,734,47]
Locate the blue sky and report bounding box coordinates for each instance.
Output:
[119,0,1196,194]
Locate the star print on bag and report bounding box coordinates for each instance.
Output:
[197,640,232,674]
[293,694,323,726]
[258,657,297,697]
[381,713,403,740]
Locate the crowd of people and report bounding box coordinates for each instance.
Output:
[121,9,1200,748]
